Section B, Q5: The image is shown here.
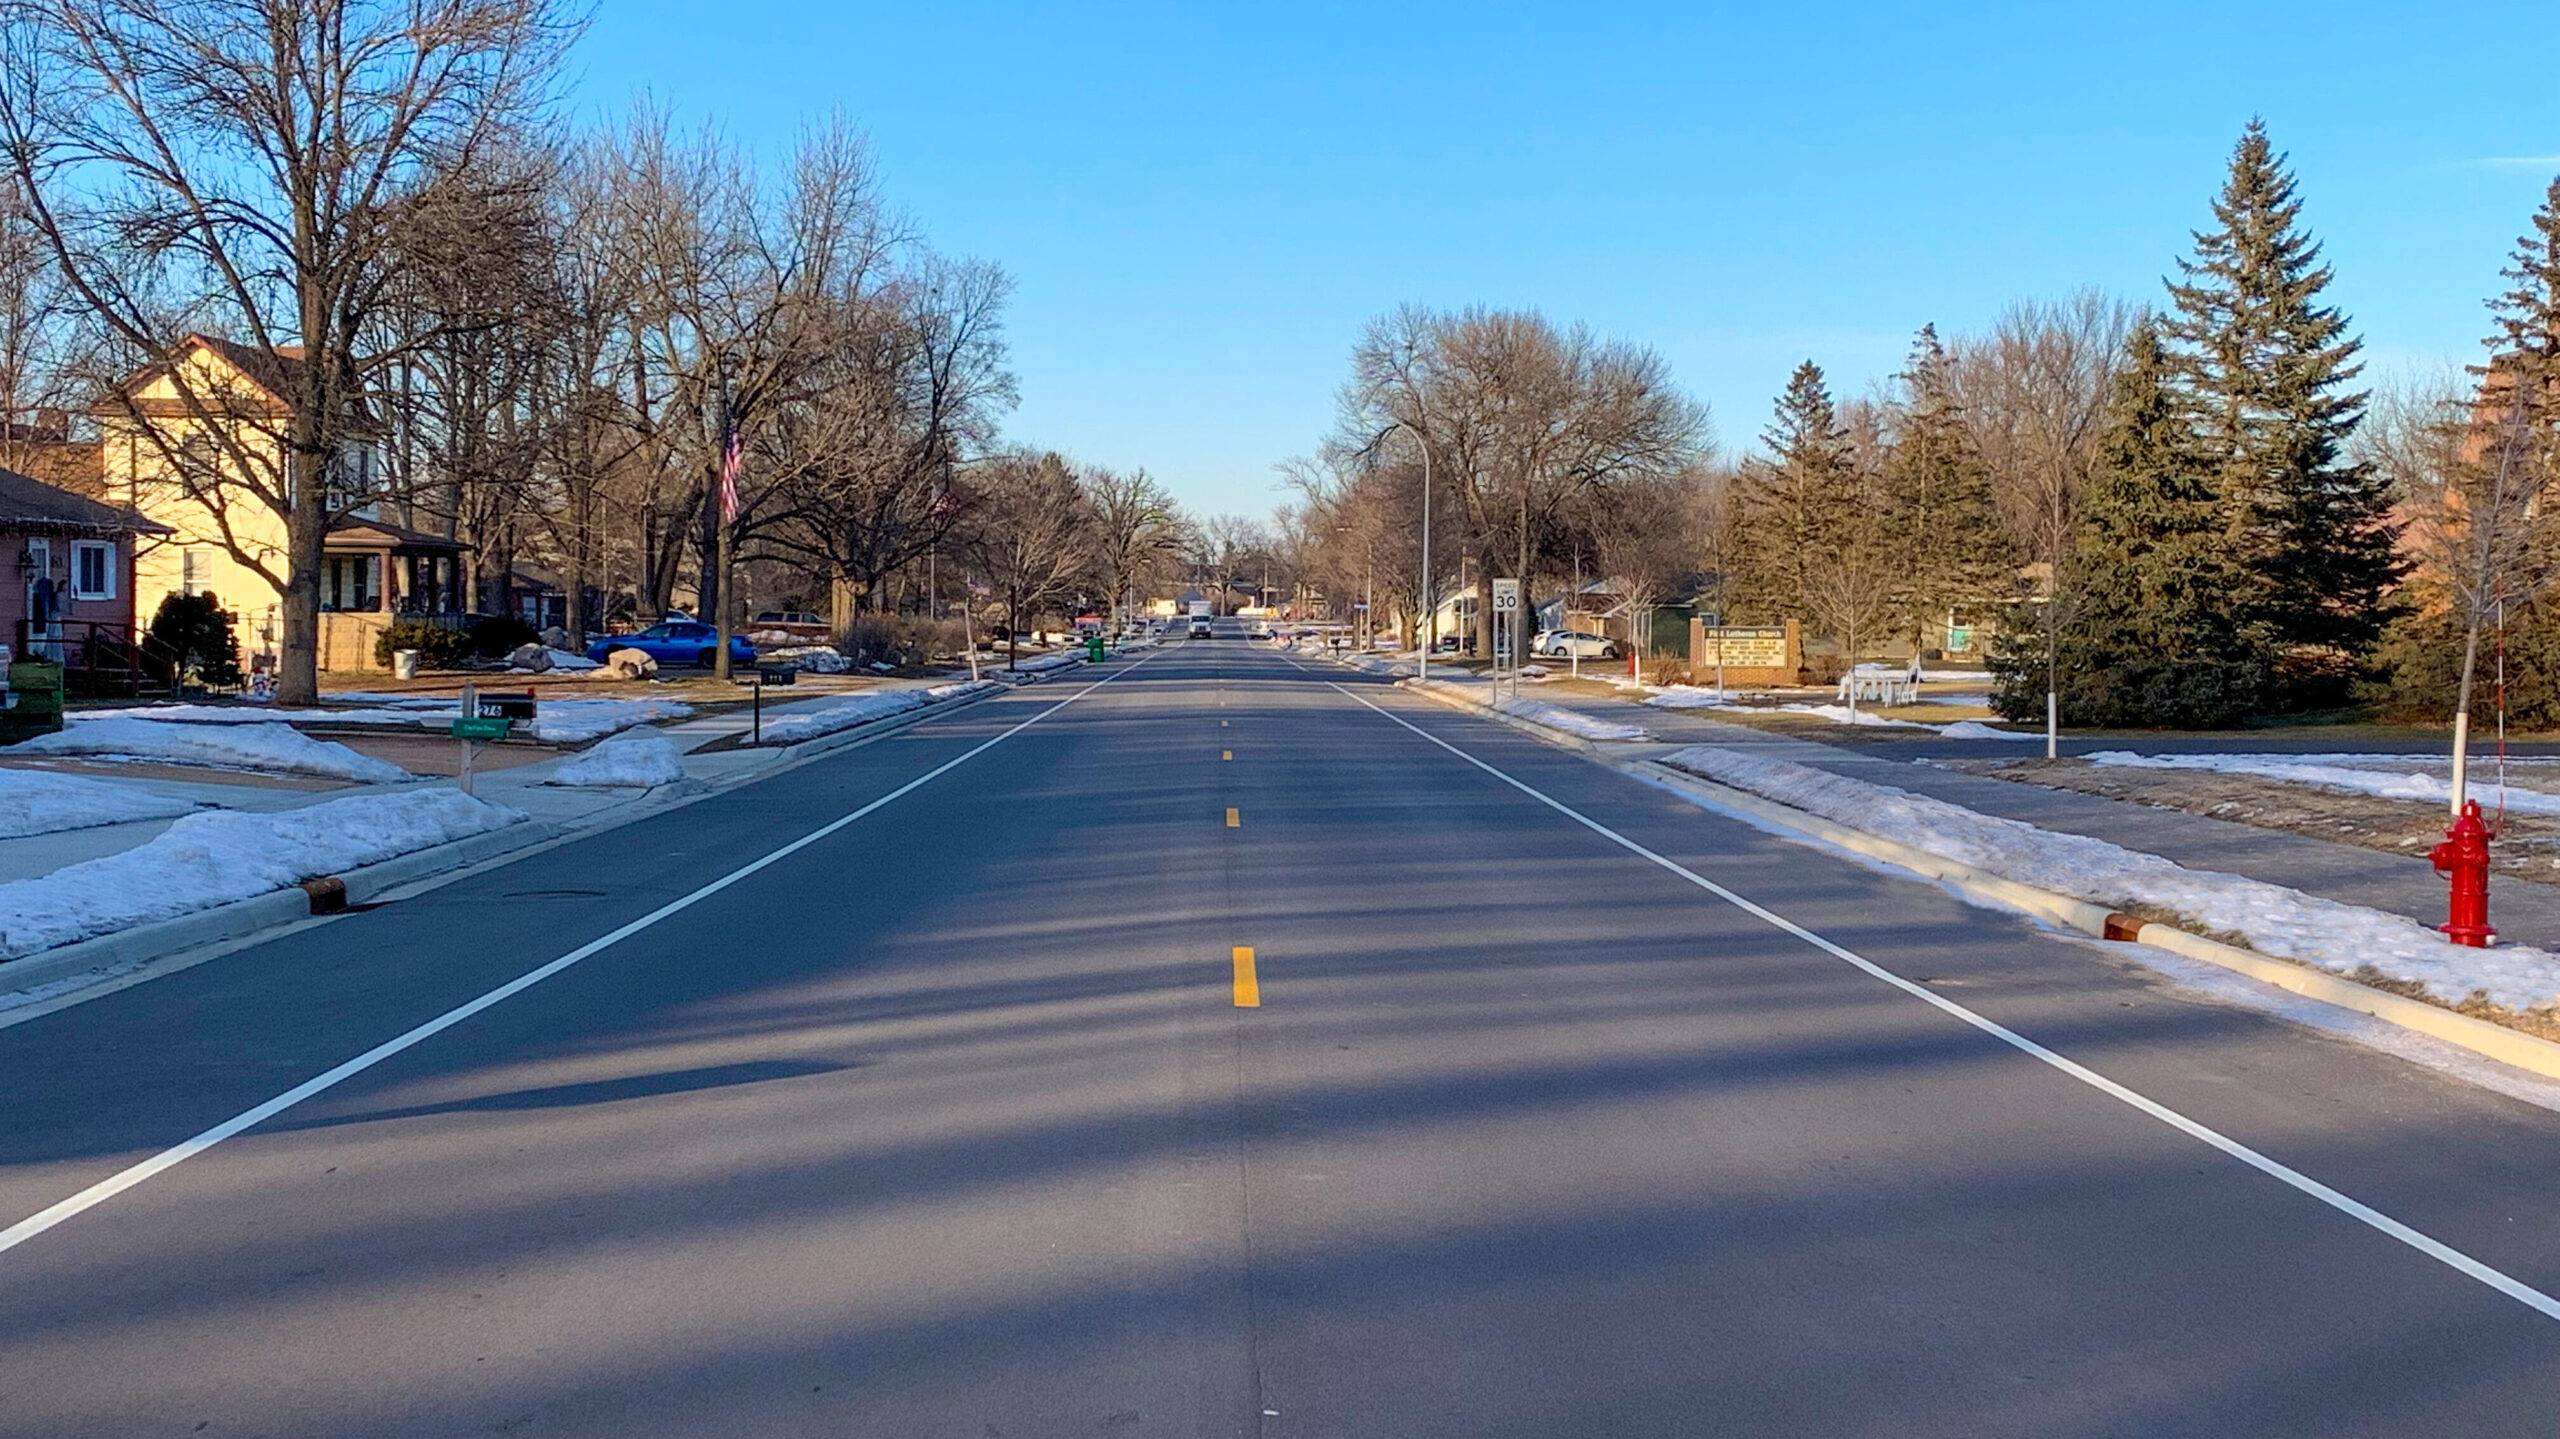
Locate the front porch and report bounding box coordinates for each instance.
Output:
[316,517,470,672]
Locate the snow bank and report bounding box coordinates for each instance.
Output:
[0,789,522,959]
[1660,745,2560,1013]
[1638,686,2033,739]
[764,645,853,674]
[546,730,686,788]
[755,680,1002,745]
[2085,751,2560,816]
[1938,720,2042,742]
[1404,679,1651,741]
[1002,651,1085,680]
[0,769,197,837]
[18,718,409,783]
[526,698,694,744]
[77,703,426,728]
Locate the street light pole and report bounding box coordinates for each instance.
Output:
[1393,419,1433,683]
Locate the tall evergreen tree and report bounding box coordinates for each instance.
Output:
[2164,119,2399,694]
[1992,323,2275,727]
[2483,174,2560,433]
[1735,361,1854,621]
[1884,324,2006,651]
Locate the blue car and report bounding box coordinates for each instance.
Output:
[587,620,758,669]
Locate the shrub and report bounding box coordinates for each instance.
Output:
[372,618,472,669]
[838,613,972,667]
[146,591,242,688]
[1646,655,1689,686]
[465,614,539,657]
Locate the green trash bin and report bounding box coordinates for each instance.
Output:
[0,659,64,742]
[1084,635,1106,662]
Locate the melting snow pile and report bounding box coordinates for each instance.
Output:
[547,730,686,788]
[2084,751,2560,817]
[1659,745,2560,1013]
[0,789,522,959]
[755,681,1002,745]
[763,645,853,674]
[0,769,198,837]
[18,718,409,783]
[524,698,694,744]
[1403,679,1650,741]
[1637,686,2037,740]
[1002,651,1085,679]
[76,703,425,728]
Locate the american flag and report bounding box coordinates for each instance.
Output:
[717,424,744,524]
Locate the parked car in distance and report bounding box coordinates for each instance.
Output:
[588,620,758,669]
[750,610,830,641]
[1534,629,1620,659]
[1188,617,1214,639]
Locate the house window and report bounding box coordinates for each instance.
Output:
[181,547,210,596]
[70,540,115,601]
[321,554,380,612]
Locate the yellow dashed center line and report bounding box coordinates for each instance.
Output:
[1225,807,1240,828]
[1231,946,1260,1007]
[1222,750,1232,761]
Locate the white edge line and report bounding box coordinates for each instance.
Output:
[0,648,1161,1258]
[1318,674,2560,1326]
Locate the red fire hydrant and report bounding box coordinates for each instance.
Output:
[2430,799,2497,948]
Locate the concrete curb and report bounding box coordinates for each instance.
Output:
[0,664,1075,1007]
[1633,760,2560,1084]
[0,817,560,1000]
[1391,675,1635,756]
[1387,666,2560,1085]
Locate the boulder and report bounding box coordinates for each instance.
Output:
[539,625,571,651]
[602,646,659,680]
[506,642,554,673]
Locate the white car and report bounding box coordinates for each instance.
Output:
[1534,629,1620,659]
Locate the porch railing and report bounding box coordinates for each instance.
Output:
[15,618,186,697]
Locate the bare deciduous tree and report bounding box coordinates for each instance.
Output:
[0,0,576,701]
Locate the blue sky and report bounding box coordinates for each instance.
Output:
[577,2,2559,517]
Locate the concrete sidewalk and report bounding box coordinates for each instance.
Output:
[1406,667,2560,953]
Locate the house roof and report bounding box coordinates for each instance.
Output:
[327,514,469,554]
[0,435,103,499]
[94,333,381,434]
[0,465,170,536]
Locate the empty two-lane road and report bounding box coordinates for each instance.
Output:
[5,641,2560,1436]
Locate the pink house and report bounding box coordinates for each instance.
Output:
[0,464,172,690]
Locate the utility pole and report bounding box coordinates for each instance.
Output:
[1393,419,1433,682]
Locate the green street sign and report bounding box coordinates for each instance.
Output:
[450,716,511,741]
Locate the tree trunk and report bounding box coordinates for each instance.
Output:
[278,489,325,705]
[830,569,855,637]
[1474,543,1496,660]
[713,516,736,681]
[695,494,722,625]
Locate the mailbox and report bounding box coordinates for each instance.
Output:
[475,691,537,721]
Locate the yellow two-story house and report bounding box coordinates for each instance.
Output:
[97,334,470,674]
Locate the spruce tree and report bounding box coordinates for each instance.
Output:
[2483,173,2560,432]
[2164,119,2399,699]
[1885,324,2006,652]
[1992,322,2274,727]
[1736,361,1854,621]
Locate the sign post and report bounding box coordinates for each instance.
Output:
[1492,578,1521,699]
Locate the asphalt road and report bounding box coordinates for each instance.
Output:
[7,638,2560,1435]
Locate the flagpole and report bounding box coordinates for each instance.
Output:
[712,390,741,683]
